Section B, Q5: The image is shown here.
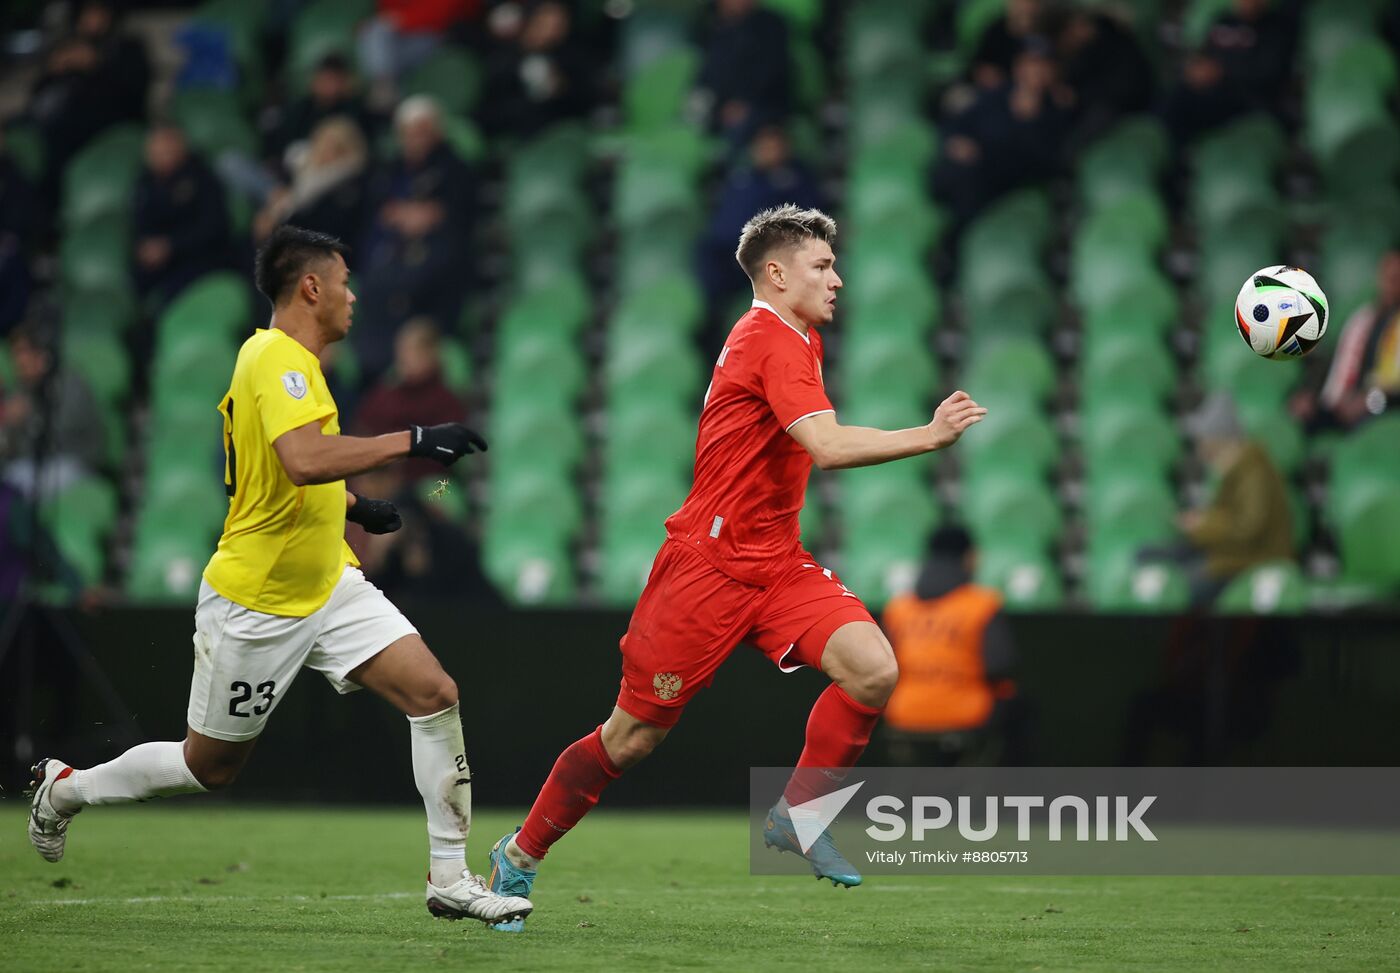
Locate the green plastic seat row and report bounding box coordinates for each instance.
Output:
[63,124,145,227]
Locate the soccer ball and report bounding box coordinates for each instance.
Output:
[1233,265,1329,360]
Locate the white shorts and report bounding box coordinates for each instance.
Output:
[187,565,418,742]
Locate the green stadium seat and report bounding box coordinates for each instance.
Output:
[962,337,1056,408]
[1232,397,1305,476]
[838,534,924,610]
[958,409,1059,481]
[1075,189,1169,257]
[489,468,583,545]
[975,546,1064,610]
[841,467,939,549]
[1081,406,1181,479]
[1306,70,1400,189]
[480,529,575,605]
[1200,334,1301,409]
[601,470,688,540]
[959,250,1057,336]
[1074,261,1178,326]
[840,332,938,402]
[159,272,253,341]
[1086,544,1191,612]
[610,272,704,340]
[1076,116,1168,207]
[64,284,137,337]
[623,48,697,132]
[40,474,118,540]
[1329,415,1400,485]
[62,124,144,227]
[504,174,592,256]
[614,161,701,234]
[1327,472,1400,589]
[1191,168,1283,240]
[1085,464,1176,525]
[1081,331,1176,408]
[846,1,927,85]
[841,253,942,334]
[1214,561,1307,614]
[1303,0,1383,74]
[498,268,592,339]
[403,47,480,116]
[1191,114,1286,181]
[763,0,822,31]
[64,329,131,408]
[494,331,587,404]
[799,483,824,549]
[961,475,1062,554]
[60,219,129,294]
[964,187,1053,257]
[171,89,258,157]
[845,176,943,252]
[126,524,218,604]
[490,397,585,472]
[145,463,232,535]
[1317,36,1399,97]
[955,0,1007,56]
[606,401,696,481]
[847,115,937,171]
[598,529,664,606]
[838,386,933,433]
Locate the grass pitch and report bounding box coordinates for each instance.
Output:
[3,805,1398,971]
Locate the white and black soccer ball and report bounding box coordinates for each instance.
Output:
[1233,265,1329,360]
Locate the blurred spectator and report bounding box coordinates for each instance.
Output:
[358,0,477,111]
[932,39,1074,226]
[353,318,465,482]
[1162,0,1296,142]
[698,126,823,332]
[478,1,590,138]
[0,133,37,334]
[968,0,1047,89]
[253,116,370,247]
[1055,5,1155,143]
[1291,252,1400,431]
[131,124,230,311]
[348,466,500,606]
[1141,394,1293,606]
[694,0,791,149]
[264,53,376,175]
[881,526,1024,767]
[354,96,474,381]
[0,324,104,498]
[25,0,150,203]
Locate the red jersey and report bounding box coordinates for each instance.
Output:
[664,301,834,585]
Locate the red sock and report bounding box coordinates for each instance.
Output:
[516,726,621,861]
[783,684,883,806]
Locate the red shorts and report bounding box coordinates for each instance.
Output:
[616,539,875,727]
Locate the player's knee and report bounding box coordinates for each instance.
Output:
[188,755,243,792]
[424,675,458,713]
[846,645,899,707]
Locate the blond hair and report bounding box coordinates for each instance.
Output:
[734,204,837,280]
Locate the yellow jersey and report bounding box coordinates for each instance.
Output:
[203,328,358,616]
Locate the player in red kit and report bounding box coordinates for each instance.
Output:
[486,205,986,929]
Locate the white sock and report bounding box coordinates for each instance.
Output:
[408,702,470,887]
[57,742,205,812]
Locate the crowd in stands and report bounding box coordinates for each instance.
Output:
[0,0,1396,610]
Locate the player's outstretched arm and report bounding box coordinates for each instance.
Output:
[787,391,986,471]
[273,421,487,485]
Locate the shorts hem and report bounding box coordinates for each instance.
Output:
[615,691,683,729]
[794,604,876,670]
[324,620,419,694]
[186,718,264,743]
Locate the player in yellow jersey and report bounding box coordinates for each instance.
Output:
[26,226,531,926]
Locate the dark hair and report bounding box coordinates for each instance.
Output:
[928,525,973,559]
[734,204,837,280]
[254,225,349,306]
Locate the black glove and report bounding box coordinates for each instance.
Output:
[408,423,488,466]
[347,495,402,534]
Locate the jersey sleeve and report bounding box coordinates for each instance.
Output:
[756,336,834,431]
[250,342,337,444]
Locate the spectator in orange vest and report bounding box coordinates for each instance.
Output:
[881,526,1021,766]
